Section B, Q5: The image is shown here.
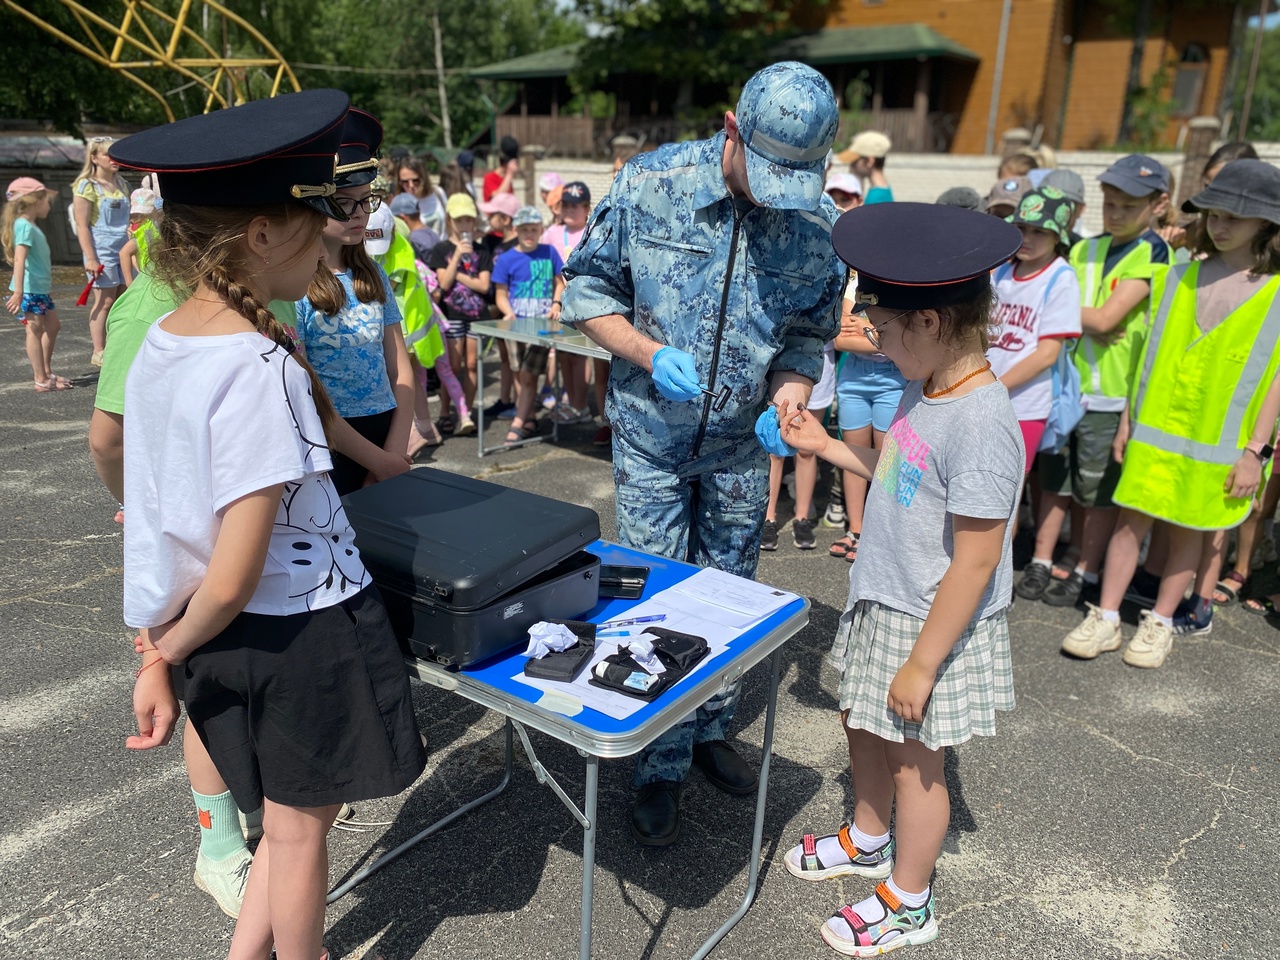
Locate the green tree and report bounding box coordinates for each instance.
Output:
[1232,24,1280,141]
[0,0,169,136]
[570,0,816,119]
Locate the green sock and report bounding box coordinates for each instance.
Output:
[192,789,247,862]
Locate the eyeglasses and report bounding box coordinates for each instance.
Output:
[859,309,911,350]
[399,177,422,186]
[333,194,382,216]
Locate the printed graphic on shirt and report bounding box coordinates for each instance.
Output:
[509,255,555,317]
[990,301,1037,353]
[308,299,383,350]
[876,416,931,507]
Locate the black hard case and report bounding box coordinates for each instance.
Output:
[342,469,602,668]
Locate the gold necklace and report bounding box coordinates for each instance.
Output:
[924,361,992,399]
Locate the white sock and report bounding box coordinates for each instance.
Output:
[886,875,931,909]
[1100,608,1121,625]
[851,823,890,853]
[1151,612,1173,628]
[1030,557,1051,569]
[1076,566,1099,585]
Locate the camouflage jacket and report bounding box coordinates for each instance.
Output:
[561,131,845,473]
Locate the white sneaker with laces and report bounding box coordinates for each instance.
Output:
[1060,603,1123,659]
[193,848,253,918]
[1122,610,1174,668]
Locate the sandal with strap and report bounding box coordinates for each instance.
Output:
[782,823,894,882]
[1214,570,1247,605]
[1242,594,1279,617]
[829,533,855,558]
[504,422,539,446]
[821,881,939,956]
[844,532,860,564]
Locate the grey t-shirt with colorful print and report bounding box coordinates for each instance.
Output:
[847,379,1024,621]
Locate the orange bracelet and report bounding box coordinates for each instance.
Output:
[134,655,167,680]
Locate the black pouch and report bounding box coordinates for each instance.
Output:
[522,619,597,683]
[587,629,710,701]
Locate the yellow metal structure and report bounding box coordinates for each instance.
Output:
[2,0,300,121]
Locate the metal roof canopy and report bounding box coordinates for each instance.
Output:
[467,24,979,81]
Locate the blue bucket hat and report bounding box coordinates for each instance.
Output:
[736,61,838,211]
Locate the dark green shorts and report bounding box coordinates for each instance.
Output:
[1038,409,1123,508]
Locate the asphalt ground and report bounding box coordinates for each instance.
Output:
[1,276,1277,959]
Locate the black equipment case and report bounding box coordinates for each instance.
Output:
[342,469,601,668]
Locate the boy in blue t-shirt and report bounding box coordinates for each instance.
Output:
[493,206,564,444]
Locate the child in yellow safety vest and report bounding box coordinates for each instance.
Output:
[1033,155,1173,609]
[1060,159,1280,667]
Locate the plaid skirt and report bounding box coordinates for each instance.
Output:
[828,600,1015,750]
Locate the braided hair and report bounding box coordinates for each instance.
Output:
[149,200,339,435]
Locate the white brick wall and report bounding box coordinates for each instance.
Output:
[519,147,1280,239]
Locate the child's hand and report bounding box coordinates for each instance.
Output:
[776,399,829,456]
[1226,453,1263,500]
[1111,419,1129,464]
[887,658,936,724]
[5,291,21,316]
[126,658,179,751]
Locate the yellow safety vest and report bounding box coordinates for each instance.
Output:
[1069,235,1168,412]
[378,223,445,368]
[1113,262,1280,530]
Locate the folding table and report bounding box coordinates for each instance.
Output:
[327,541,810,960]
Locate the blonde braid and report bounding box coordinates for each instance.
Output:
[208,265,339,432]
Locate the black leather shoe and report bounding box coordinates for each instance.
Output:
[631,780,681,846]
[692,740,758,796]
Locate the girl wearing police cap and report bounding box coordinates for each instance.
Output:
[1061,159,1280,666]
[769,203,1023,956]
[111,91,425,960]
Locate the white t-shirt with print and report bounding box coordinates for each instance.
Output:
[987,258,1081,420]
[123,321,367,628]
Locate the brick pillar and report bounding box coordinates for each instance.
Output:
[1000,127,1032,158]
[1179,116,1222,211]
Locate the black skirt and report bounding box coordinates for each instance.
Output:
[179,586,426,811]
[330,409,395,497]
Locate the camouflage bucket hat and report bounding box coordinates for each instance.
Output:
[1009,187,1073,245]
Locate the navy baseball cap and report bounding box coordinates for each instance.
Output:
[456,149,475,169]
[1099,154,1169,197]
[736,61,838,211]
[833,202,1021,311]
[334,109,382,188]
[561,181,591,205]
[109,89,351,221]
[389,192,418,216]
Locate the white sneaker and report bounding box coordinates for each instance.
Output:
[193,848,253,918]
[552,403,591,425]
[1122,610,1174,668]
[1060,603,1123,659]
[822,502,846,528]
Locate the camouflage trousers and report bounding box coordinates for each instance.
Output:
[612,439,768,787]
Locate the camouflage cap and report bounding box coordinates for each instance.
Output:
[1009,187,1074,244]
[736,61,839,211]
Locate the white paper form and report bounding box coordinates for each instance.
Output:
[512,576,800,720]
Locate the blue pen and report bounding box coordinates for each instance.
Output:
[602,614,666,628]
[537,328,565,336]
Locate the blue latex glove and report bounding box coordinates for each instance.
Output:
[755,407,796,457]
[651,346,703,402]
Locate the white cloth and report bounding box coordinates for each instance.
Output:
[524,621,579,658]
[809,341,837,409]
[123,322,366,627]
[987,258,1081,420]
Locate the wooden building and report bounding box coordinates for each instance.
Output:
[469,1,1242,157]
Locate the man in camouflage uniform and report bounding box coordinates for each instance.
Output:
[560,62,847,845]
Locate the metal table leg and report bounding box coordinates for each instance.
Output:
[580,753,599,960]
[326,719,515,903]
[688,647,782,960]
[475,337,487,458]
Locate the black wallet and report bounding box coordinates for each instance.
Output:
[522,619,597,683]
[587,627,710,701]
